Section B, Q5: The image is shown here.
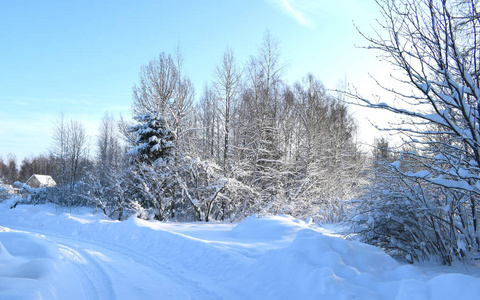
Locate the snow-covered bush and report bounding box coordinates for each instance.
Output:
[10,182,58,206]
[0,184,14,201]
[353,151,480,264]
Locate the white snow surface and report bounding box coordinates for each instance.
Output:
[0,200,479,299]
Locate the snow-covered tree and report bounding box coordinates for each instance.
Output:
[51,115,88,206]
[128,113,175,164]
[132,52,177,118]
[286,75,363,222]
[122,112,175,220]
[81,113,129,219]
[198,84,219,161]
[349,0,480,264]
[239,32,286,212]
[131,49,194,160]
[213,48,242,173]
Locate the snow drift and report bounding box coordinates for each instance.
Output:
[0,200,479,299]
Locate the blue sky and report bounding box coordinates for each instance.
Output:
[0,0,385,161]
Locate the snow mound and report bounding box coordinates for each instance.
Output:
[233,228,398,299]
[229,219,480,300]
[0,231,59,299]
[231,214,310,241]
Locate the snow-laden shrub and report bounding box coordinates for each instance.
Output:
[352,153,480,265]
[345,0,480,265]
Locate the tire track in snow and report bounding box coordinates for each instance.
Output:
[58,243,116,300]
[8,226,223,299]
[68,234,223,300]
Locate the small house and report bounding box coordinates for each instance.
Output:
[26,174,57,188]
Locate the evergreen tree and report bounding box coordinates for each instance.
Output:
[128,113,175,164]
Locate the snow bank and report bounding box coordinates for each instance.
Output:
[0,230,58,299]
[0,202,479,299]
[230,214,310,241]
[233,228,480,299]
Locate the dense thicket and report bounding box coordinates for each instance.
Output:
[3,32,363,223]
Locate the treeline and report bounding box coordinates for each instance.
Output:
[0,154,58,184]
[5,32,364,223]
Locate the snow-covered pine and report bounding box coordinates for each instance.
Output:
[128,113,175,164]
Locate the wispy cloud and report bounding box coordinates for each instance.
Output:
[280,0,314,28]
[267,0,366,29]
[267,0,323,28]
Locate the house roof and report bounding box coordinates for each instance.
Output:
[27,174,56,186]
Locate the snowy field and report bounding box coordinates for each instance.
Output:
[0,199,479,299]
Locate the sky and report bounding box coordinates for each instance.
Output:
[0,0,391,162]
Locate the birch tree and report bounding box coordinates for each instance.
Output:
[199,84,218,160]
[214,48,242,173]
[245,31,285,207]
[172,46,195,157]
[132,53,177,117]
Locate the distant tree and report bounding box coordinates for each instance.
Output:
[18,158,32,182]
[52,114,68,190]
[372,137,390,162]
[290,75,362,222]
[52,114,87,206]
[67,120,87,185]
[97,113,123,179]
[16,154,58,183]
[82,113,128,219]
[0,157,6,182]
[3,154,18,185]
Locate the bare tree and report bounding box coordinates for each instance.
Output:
[96,113,123,188]
[132,49,194,160]
[98,113,122,170]
[214,48,242,173]
[68,119,87,184]
[348,0,480,264]
[52,114,87,205]
[172,46,195,157]
[52,113,68,188]
[199,84,218,160]
[245,31,284,192]
[132,53,177,117]
[1,154,18,184]
[289,74,362,222]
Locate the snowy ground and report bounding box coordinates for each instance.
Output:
[0,199,479,299]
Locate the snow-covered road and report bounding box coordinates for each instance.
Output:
[3,222,227,299]
[1,201,480,299]
[52,231,219,299]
